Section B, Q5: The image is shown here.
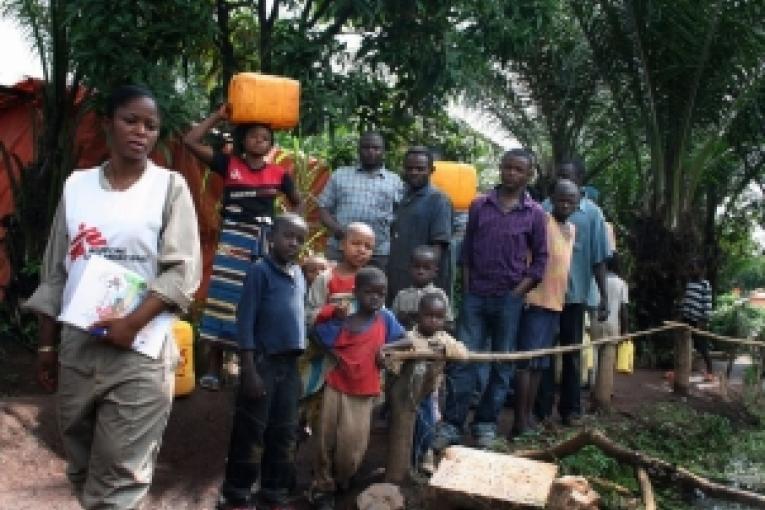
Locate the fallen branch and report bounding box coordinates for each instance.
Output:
[588,477,635,498]
[515,429,765,508]
[636,468,656,510]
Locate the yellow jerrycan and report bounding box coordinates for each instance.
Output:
[228,72,300,129]
[431,161,478,211]
[616,340,634,374]
[173,320,195,396]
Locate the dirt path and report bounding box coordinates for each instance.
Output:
[0,346,753,509]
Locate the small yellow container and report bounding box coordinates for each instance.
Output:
[228,72,300,129]
[173,320,195,396]
[431,161,478,211]
[616,340,634,374]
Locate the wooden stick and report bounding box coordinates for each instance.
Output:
[674,325,693,395]
[593,343,617,410]
[516,429,765,508]
[589,477,635,498]
[636,467,657,510]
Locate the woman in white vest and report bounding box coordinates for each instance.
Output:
[24,85,201,509]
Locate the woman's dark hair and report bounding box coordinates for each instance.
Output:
[105,85,157,118]
[233,123,274,156]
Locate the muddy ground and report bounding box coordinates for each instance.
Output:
[0,340,754,510]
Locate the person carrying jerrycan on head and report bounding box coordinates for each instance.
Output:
[183,105,301,392]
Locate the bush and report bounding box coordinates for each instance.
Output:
[709,293,765,341]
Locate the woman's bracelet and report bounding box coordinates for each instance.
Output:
[38,345,57,353]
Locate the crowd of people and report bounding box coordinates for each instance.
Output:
[26,85,713,510]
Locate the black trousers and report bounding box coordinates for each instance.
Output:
[221,353,300,505]
[535,303,585,419]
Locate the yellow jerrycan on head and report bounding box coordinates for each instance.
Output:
[227,72,300,130]
[172,320,195,396]
[431,161,478,211]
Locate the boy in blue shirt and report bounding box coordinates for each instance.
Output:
[218,213,308,510]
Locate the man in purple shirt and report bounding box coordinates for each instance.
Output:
[434,148,548,449]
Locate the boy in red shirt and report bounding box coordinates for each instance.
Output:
[299,223,375,434]
[310,267,405,509]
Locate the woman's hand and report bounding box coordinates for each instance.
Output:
[89,317,140,349]
[215,103,229,121]
[36,350,58,392]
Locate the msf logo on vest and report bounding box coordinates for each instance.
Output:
[69,223,107,261]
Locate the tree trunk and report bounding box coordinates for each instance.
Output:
[216,0,236,92]
[593,344,616,410]
[674,325,692,395]
[628,215,697,367]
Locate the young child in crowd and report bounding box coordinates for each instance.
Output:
[306,223,375,324]
[388,292,467,473]
[391,245,454,331]
[513,178,578,437]
[680,257,714,379]
[391,246,454,472]
[301,253,331,289]
[299,223,375,434]
[310,267,406,510]
[217,214,308,510]
[589,254,629,379]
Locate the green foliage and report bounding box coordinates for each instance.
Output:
[62,0,215,133]
[513,402,765,509]
[572,0,765,229]
[709,293,765,342]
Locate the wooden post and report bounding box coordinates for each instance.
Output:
[674,326,692,395]
[385,360,444,483]
[593,343,616,410]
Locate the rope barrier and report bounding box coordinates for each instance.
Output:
[385,324,678,362]
[664,320,765,348]
[384,322,765,362]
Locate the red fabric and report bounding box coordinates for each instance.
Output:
[326,314,385,396]
[224,158,285,191]
[316,269,356,323]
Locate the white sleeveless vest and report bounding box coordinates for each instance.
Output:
[60,163,174,356]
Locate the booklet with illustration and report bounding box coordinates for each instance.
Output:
[58,255,172,359]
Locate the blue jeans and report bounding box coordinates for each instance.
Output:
[443,292,523,432]
[413,394,435,466]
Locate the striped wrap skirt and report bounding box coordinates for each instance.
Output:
[199,218,271,348]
